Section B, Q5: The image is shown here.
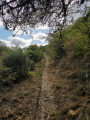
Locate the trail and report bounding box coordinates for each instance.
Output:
[36,56,57,120]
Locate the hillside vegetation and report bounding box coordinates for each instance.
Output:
[0,44,43,88]
[0,10,90,120]
[0,43,45,119]
[45,10,90,120]
[46,10,90,78]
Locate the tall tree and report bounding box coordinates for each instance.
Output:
[0,0,89,31]
[11,39,24,48]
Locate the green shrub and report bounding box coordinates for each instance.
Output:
[25,45,43,63]
[0,44,44,85]
[27,71,35,80]
[2,50,27,80]
[29,60,35,70]
[49,112,56,117]
[0,45,11,56]
[0,68,17,86]
[63,10,90,62]
[47,32,65,60]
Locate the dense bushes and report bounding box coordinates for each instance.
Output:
[46,32,65,60]
[0,45,11,56]
[45,10,90,86]
[2,49,27,80]
[46,10,90,63]
[25,45,43,70]
[64,10,90,61]
[25,45,43,62]
[0,45,44,85]
[0,68,17,86]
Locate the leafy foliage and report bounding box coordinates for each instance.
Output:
[0,0,88,31]
[46,10,90,87]
[47,31,65,60]
[2,49,27,80]
[47,10,90,61]
[0,41,10,56]
[25,45,43,63]
[63,10,90,60]
[0,45,43,84]
[0,68,17,86]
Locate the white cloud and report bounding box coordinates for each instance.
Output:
[9,36,25,41]
[12,24,49,36]
[0,37,33,48]
[12,27,26,35]
[0,23,49,48]
[0,21,3,28]
[37,42,48,46]
[32,32,48,43]
[35,24,49,30]
[11,24,49,47]
[8,36,33,48]
[42,42,48,46]
[0,32,48,48]
[0,39,11,47]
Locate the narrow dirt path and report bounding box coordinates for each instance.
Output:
[36,56,57,120]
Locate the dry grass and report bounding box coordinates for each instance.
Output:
[0,60,45,120]
[0,56,89,120]
[47,59,90,120]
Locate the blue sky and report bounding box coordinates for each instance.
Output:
[0,21,49,48]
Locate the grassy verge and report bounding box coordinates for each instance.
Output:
[47,59,89,120]
[0,58,45,120]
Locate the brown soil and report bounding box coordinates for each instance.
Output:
[36,56,90,120]
[36,57,57,120]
